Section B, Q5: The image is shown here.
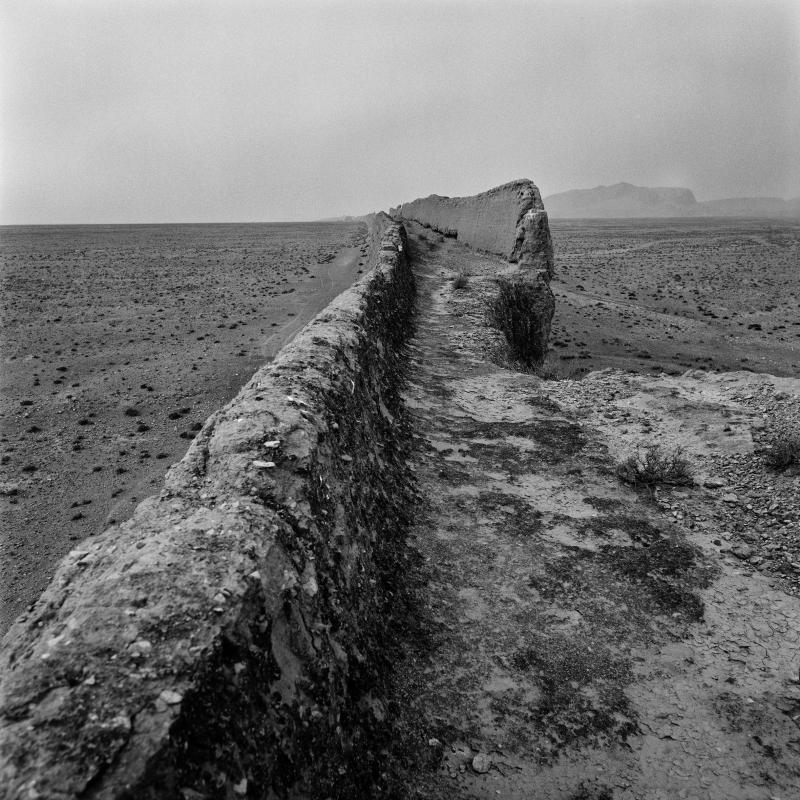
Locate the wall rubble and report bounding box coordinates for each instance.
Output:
[0,217,415,799]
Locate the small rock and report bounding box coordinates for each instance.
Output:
[731,544,754,560]
[722,493,739,504]
[252,460,275,469]
[158,689,183,705]
[471,753,492,774]
[129,639,153,659]
[704,477,727,489]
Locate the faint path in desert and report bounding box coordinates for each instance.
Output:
[0,224,368,633]
[398,226,800,799]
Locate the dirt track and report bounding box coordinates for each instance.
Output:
[396,226,800,798]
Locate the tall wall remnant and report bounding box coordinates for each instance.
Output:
[395,178,554,278]
[396,179,556,363]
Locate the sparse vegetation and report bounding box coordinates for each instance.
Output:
[764,429,800,470]
[487,277,551,366]
[452,271,469,289]
[533,357,564,381]
[617,443,695,488]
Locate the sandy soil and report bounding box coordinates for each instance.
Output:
[390,226,800,798]
[0,221,367,633]
[548,218,800,378]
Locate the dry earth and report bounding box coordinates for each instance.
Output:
[0,221,367,633]
[393,224,800,799]
[549,218,800,378]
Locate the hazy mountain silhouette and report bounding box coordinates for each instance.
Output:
[545,182,799,218]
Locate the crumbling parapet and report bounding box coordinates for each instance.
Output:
[0,221,416,800]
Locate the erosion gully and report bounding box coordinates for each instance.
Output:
[392,224,800,799]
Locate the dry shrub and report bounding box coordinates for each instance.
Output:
[452,272,469,290]
[764,430,800,470]
[487,277,551,366]
[617,444,695,488]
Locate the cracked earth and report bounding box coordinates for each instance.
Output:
[397,225,800,799]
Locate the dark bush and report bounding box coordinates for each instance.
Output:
[452,272,469,290]
[487,277,553,366]
[617,444,695,488]
[764,430,800,470]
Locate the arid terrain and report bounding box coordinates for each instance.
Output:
[2,214,800,798]
[0,221,367,632]
[389,224,800,798]
[549,218,800,378]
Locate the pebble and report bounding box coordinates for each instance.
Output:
[472,753,492,774]
[703,477,727,489]
[731,544,754,560]
[158,689,183,705]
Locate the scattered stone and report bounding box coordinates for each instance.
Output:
[704,477,727,489]
[471,753,492,774]
[158,689,183,705]
[731,544,754,560]
[722,493,739,504]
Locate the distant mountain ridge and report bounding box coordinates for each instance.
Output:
[544,182,800,218]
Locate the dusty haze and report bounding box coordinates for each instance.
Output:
[1,0,799,224]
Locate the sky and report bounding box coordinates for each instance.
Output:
[1,0,798,224]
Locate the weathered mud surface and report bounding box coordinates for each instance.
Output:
[395,225,800,798]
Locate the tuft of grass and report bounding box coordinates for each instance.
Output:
[533,357,564,381]
[617,444,695,488]
[452,272,469,290]
[487,277,553,366]
[764,430,800,470]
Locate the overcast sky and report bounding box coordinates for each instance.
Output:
[2,0,798,224]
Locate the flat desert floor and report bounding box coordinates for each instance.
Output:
[549,218,800,377]
[0,221,367,633]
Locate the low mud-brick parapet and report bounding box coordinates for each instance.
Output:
[0,217,415,799]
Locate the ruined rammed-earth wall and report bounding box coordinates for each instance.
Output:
[397,179,556,360]
[0,216,415,799]
[0,179,555,799]
[396,178,554,276]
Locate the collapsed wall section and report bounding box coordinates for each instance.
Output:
[396,179,554,277]
[0,218,415,799]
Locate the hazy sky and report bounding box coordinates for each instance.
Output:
[2,0,798,223]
